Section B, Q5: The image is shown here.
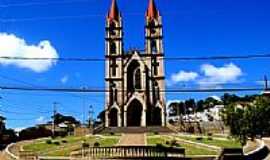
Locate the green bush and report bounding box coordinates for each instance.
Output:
[170,139,177,146]
[196,137,203,141]
[154,131,159,135]
[110,132,114,136]
[207,137,213,140]
[82,142,89,148]
[156,143,164,148]
[94,142,100,147]
[46,139,52,144]
[53,141,60,145]
[62,140,68,143]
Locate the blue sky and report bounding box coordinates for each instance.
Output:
[0,0,270,129]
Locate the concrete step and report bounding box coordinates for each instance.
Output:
[100,126,174,134]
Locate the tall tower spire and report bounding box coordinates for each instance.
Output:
[108,0,120,22]
[145,0,166,126]
[105,0,123,127]
[145,0,163,55]
[146,0,159,20]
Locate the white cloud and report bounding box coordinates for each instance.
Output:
[198,63,243,88]
[61,75,69,84]
[0,33,59,72]
[210,95,222,101]
[36,116,46,124]
[14,127,26,132]
[170,70,198,84]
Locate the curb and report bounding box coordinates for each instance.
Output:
[5,143,19,160]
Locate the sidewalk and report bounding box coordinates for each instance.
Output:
[117,133,146,146]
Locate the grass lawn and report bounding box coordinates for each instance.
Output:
[147,136,218,156]
[23,135,119,156]
[176,135,241,148]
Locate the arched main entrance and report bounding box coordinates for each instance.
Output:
[152,107,162,126]
[109,108,118,127]
[127,99,143,126]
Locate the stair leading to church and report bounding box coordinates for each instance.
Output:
[99,126,175,134]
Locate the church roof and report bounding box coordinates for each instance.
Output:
[146,0,159,20]
[108,0,120,22]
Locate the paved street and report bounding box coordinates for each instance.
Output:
[117,133,146,146]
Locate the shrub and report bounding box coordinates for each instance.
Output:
[53,141,60,145]
[165,141,170,145]
[94,142,100,147]
[154,131,159,135]
[110,132,114,136]
[46,139,52,144]
[207,137,213,140]
[196,137,203,141]
[156,143,164,148]
[62,140,68,143]
[207,133,213,137]
[170,139,177,146]
[82,142,89,148]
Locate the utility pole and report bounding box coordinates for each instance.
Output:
[81,86,87,126]
[265,75,268,90]
[88,105,94,128]
[52,102,58,138]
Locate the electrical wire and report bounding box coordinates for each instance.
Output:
[0,53,269,62]
[0,85,264,93]
[0,0,94,7]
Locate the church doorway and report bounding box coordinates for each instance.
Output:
[152,107,162,126]
[127,99,143,126]
[109,108,118,127]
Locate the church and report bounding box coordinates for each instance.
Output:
[105,0,166,127]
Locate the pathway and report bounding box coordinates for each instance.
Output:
[117,133,146,146]
[0,151,7,160]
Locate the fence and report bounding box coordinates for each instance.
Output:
[71,145,185,159]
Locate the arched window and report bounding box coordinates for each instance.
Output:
[134,67,141,90]
[110,83,117,105]
[154,82,160,100]
[110,42,116,55]
[109,21,116,36]
[149,20,156,34]
[151,40,157,53]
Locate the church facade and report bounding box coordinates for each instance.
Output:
[105,0,166,127]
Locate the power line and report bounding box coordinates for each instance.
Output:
[0,14,104,22]
[0,85,264,93]
[0,53,269,62]
[0,0,94,8]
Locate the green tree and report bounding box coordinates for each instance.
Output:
[222,95,270,145]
